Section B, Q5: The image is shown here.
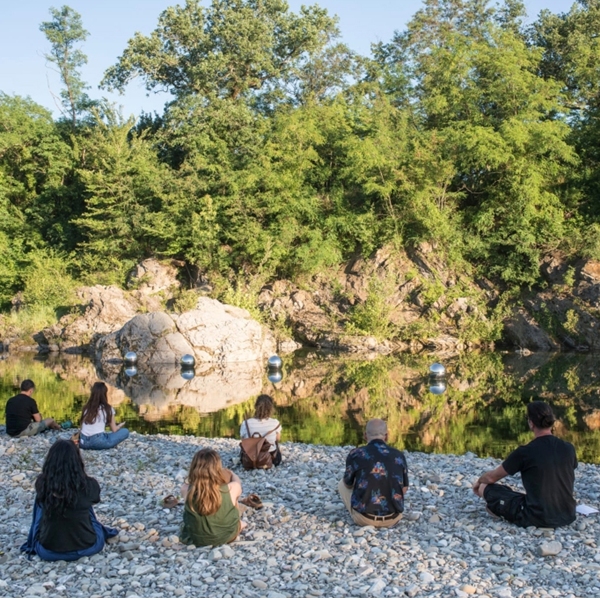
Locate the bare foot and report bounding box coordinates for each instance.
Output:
[240,520,247,531]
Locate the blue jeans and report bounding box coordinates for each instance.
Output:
[21,502,118,562]
[80,428,129,450]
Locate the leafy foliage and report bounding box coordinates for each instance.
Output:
[1,0,600,315]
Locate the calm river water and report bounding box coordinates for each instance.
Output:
[1,350,599,462]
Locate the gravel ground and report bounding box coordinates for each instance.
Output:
[1,430,599,598]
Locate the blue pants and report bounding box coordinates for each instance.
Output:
[21,503,118,562]
[80,428,129,450]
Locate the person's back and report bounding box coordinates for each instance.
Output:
[506,435,576,528]
[339,419,408,528]
[5,392,37,437]
[36,475,100,552]
[179,448,243,547]
[473,401,577,529]
[182,484,240,547]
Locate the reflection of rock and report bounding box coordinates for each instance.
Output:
[100,361,263,419]
[95,297,276,365]
[43,353,129,407]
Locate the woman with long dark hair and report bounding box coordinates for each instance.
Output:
[79,382,129,450]
[179,448,245,547]
[21,439,117,561]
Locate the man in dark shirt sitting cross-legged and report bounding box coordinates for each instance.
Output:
[5,380,60,438]
[338,419,409,528]
[473,401,577,528]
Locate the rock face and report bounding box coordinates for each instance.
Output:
[36,286,139,354]
[95,297,276,365]
[34,259,183,354]
[503,308,560,351]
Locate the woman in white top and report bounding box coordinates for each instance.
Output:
[240,394,282,465]
[79,382,129,450]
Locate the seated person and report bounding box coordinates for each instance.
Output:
[473,401,577,528]
[240,394,282,466]
[79,382,129,450]
[180,448,245,547]
[338,419,409,528]
[21,439,117,561]
[5,380,60,437]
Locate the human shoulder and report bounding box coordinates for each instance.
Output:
[347,444,368,460]
[85,477,101,502]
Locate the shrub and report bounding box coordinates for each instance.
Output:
[22,250,77,310]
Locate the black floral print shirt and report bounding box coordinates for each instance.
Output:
[343,439,409,516]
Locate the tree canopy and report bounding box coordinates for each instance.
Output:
[1,0,599,309]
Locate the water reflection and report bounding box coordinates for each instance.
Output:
[1,351,600,462]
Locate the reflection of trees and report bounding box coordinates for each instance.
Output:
[3,351,600,462]
[0,353,91,424]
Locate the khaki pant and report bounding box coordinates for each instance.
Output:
[17,421,48,438]
[338,479,403,528]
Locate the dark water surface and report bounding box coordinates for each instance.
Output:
[1,350,600,462]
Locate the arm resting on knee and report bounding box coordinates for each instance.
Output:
[473,465,508,496]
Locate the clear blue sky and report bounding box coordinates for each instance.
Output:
[1,0,575,119]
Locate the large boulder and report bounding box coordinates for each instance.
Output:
[35,259,183,354]
[95,297,277,365]
[503,308,560,351]
[37,286,139,353]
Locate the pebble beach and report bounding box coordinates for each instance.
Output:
[1,431,600,598]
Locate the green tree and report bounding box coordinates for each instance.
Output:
[101,0,343,108]
[73,111,174,273]
[0,94,72,306]
[40,5,94,128]
[375,0,577,284]
[533,1,600,254]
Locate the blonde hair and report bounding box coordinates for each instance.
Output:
[187,448,228,516]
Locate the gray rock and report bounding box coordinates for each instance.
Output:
[538,541,563,557]
[252,579,268,590]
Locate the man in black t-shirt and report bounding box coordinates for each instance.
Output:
[5,380,60,437]
[473,401,577,528]
[338,419,409,528]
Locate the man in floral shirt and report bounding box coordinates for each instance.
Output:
[338,419,409,527]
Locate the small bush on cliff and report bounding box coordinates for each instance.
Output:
[346,278,395,340]
[22,250,77,311]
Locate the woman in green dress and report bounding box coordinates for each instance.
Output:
[180,448,245,547]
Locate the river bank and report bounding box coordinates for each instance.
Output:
[1,431,600,598]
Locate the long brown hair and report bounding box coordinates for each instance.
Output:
[81,382,112,425]
[187,448,228,516]
[254,394,274,420]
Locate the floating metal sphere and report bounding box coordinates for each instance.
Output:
[124,351,138,364]
[429,362,446,378]
[267,355,283,369]
[124,366,138,378]
[429,381,447,395]
[267,370,283,384]
[181,368,195,381]
[180,354,196,368]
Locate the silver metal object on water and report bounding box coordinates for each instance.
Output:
[267,370,283,384]
[181,354,196,367]
[124,366,138,378]
[267,355,283,369]
[429,381,447,395]
[181,368,195,380]
[429,362,446,377]
[124,351,138,364]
